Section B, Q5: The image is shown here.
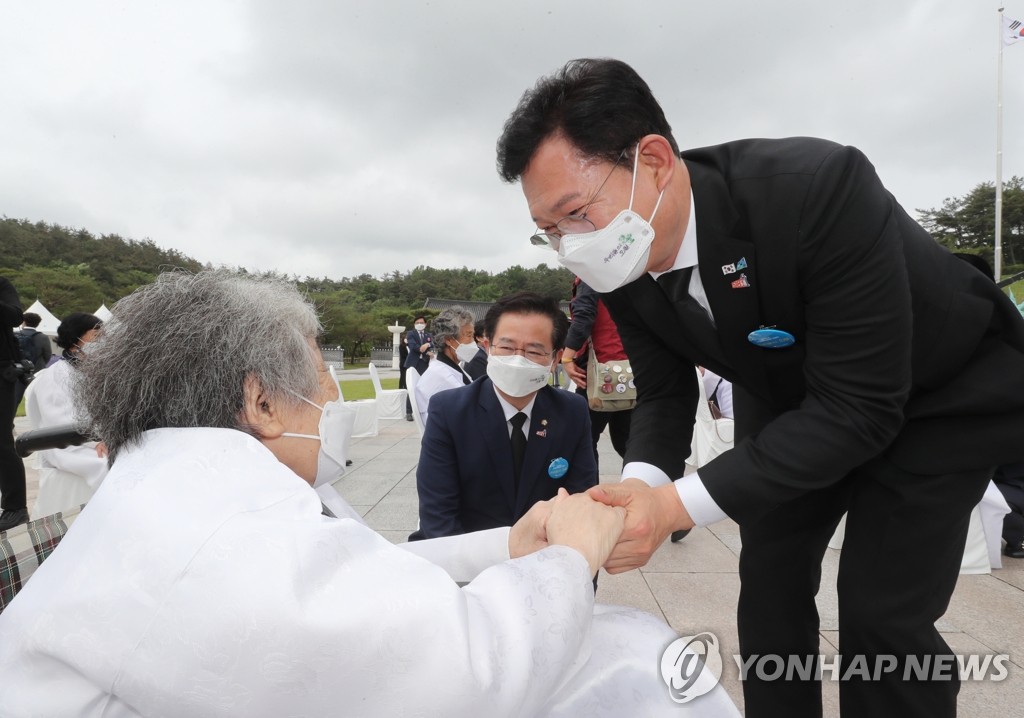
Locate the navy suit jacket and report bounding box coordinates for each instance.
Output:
[404,329,432,373]
[416,378,597,537]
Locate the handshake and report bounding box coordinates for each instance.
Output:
[508,480,695,576]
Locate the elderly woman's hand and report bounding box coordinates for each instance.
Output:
[545,488,627,576]
[508,496,555,558]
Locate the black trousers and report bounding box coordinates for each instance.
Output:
[0,375,26,511]
[736,456,989,718]
[575,386,633,472]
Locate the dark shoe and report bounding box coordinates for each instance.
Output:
[1004,541,1024,559]
[0,508,29,533]
[670,529,691,543]
[405,414,414,422]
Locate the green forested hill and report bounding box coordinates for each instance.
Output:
[0,215,576,359]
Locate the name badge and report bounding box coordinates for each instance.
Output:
[747,328,796,349]
[548,457,569,479]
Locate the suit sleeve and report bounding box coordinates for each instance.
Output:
[416,392,466,537]
[700,146,912,523]
[405,330,424,368]
[562,395,598,494]
[603,286,699,481]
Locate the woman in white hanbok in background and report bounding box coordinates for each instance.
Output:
[0,271,738,718]
[24,311,107,518]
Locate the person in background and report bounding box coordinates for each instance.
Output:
[398,331,412,421]
[463,319,489,381]
[413,307,474,427]
[562,276,634,471]
[0,276,27,533]
[404,314,433,376]
[12,312,53,410]
[0,270,742,717]
[415,292,598,540]
[25,312,107,518]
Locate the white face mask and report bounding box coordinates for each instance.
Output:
[282,395,355,488]
[453,340,479,364]
[556,144,665,293]
[414,323,426,331]
[487,353,550,397]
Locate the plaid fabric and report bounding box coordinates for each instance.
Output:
[0,505,83,614]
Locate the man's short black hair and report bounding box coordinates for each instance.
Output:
[22,312,41,328]
[483,292,569,351]
[496,58,680,183]
[473,319,486,341]
[413,315,427,323]
[56,312,102,350]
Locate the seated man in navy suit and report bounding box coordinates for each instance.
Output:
[415,292,598,538]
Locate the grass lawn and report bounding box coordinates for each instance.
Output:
[337,377,400,402]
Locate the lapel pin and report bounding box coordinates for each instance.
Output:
[548,457,568,479]
[721,263,736,275]
[731,274,750,289]
[736,257,748,270]
[541,419,548,426]
[535,429,547,438]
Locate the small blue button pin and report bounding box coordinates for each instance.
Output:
[748,328,796,349]
[548,457,569,479]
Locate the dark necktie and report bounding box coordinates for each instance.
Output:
[656,266,721,354]
[510,412,528,493]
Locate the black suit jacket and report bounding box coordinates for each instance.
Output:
[464,347,488,381]
[404,329,432,373]
[604,137,1024,525]
[416,378,597,537]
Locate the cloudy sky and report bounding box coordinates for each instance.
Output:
[4,1,1023,281]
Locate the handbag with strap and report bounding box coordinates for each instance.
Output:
[585,347,636,412]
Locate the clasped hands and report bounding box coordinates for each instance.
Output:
[509,479,694,575]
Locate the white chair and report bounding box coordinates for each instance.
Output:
[368,363,408,420]
[405,368,426,437]
[329,364,377,437]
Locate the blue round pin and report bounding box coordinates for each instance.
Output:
[548,457,569,479]
[747,328,796,349]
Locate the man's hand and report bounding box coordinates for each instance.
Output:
[508,495,555,558]
[563,360,587,389]
[545,488,627,576]
[587,479,694,573]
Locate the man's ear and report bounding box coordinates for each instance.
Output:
[240,375,286,440]
[481,338,491,352]
[637,134,676,192]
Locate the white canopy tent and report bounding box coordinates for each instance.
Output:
[24,300,60,336]
[93,304,112,322]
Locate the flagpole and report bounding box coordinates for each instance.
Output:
[996,7,1005,280]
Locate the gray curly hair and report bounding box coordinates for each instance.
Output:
[430,307,474,348]
[73,269,323,462]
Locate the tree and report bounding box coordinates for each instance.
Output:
[917,177,1024,275]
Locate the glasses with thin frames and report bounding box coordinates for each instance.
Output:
[490,343,554,364]
[529,148,628,250]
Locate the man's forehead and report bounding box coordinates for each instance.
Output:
[494,312,554,343]
[523,138,603,220]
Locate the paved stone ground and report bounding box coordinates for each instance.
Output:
[15,370,1024,715]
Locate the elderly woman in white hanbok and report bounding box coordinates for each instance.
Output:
[0,270,738,718]
[24,311,107,518]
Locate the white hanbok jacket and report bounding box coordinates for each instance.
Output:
[0,427,738,718]
[24,359,108,518]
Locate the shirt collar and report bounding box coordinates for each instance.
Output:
[491,384,538,425]
[648,188,697,280]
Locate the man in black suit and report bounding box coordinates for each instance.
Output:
[404,315,432,376]
[0,276,28,533]
[414,293,597,538]
[497,58,1024,718]
[463,319,488,381]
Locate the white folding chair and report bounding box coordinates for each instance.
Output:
[329,363,377,437]
[405,368,426,437]
[368,363,408,420]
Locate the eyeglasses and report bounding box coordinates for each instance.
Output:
[491,343,555,364]
[529,147,628,250]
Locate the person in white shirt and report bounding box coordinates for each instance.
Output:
[414,306,475,426]
[24,312,108,518]
[0,270,738,718]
